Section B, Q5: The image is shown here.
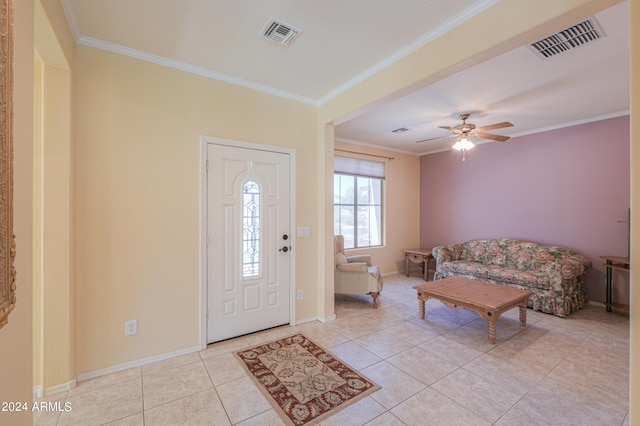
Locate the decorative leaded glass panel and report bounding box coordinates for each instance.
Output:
[242,181,261,277]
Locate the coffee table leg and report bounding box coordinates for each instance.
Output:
[487,320,496,344]
[519,304,527,326]
[419,299,425,319]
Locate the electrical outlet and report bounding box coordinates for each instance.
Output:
[297,290,304,300]
[125,320,137,336]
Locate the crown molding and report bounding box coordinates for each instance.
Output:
[77,36,320,106]
[509,110,630,138]
[317,0,500,105]
[60,0,81,41]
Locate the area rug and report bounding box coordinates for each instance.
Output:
[234,333,380,425]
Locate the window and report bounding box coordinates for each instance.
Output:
[334,157,384,249]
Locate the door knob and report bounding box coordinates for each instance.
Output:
[279,246,289,252]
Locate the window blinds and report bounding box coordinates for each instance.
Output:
[334,156,385,179]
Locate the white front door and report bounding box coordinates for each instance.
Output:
[207,143,292,343]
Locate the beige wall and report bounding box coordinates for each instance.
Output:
[630,0,638,421]
[33,50,43,389]
[73,45,318,374]
[334,141,420,275]
[0,0,34,424]
[33,0,75,394]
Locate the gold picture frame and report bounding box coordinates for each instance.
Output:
[0,0,14,330]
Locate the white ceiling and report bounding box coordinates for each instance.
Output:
[61,0,630,156]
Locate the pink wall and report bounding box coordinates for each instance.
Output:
[420,115,630,306]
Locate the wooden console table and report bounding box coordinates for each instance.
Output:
[600,255,630,313]
[403,248,433,281]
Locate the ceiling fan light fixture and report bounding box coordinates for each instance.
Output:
[452,137,475,151]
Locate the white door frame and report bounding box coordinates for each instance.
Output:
[200,136,296,349]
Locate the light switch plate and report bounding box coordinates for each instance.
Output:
[297,226,310,238]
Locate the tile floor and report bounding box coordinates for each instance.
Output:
[35,274,630,425]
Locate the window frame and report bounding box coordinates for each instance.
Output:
[333,172,384,250]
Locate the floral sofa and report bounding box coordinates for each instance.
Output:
[433,238,592,317]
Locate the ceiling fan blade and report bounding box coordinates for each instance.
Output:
[438,126,455,131]
[474,122,513,133]
[475,133,510,142]
[415,134,454,143]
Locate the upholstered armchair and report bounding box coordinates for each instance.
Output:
[334,235,384,308]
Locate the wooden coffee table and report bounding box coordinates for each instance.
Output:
[413,277,533,344]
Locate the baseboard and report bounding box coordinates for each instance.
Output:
[33,378,77,399]
[317,314,336,323]
[76,345,201,383]
[294,316,319,325]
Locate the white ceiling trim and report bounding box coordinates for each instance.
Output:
[508,110,630,138]
[76,36,319,106]
[63,0,499,107]
[317,0,500,105]
[337,110,631,158]
[61,0,81,41]
[335,137,424,157]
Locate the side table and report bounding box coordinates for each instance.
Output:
[600,255,630,313]
[403,248,433,281]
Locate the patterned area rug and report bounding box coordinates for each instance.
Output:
[234,333,380,425]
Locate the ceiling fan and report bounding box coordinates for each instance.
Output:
[415,113,514,149]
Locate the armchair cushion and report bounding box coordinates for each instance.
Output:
[337,262,369,273]
[335,252,348,266]
[334,235,383,308]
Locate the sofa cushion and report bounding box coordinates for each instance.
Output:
[487,266,551,290]
[439,261,491,279]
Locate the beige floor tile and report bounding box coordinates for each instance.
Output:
[418,335,484,367]
[387,346,458,386]
[327,341,382,371]
[365,411,407,425]
[33,392,67,426]
[431,368,520,423]
[243,325,300,346]
[390,388,489,426]
[199,337,250,361]
[104,412,144,425]
[326,317,383,340]
[353,330,414,359]
[444,323,505,351]
[382,321,439,344]
[202,351,247,386]
[318,395,386,426]
[496,376,627,426]
[142,352,202,376]
[215,376,272,424]
[463,352,545,397]
[546,345,629,402]
[361,361,426,409]
[488,342,564,376]
[144,388,231,425]
[236,409,286,425]
[69,367,141,397]
[298,326,350,348]
[58,378,142,426]
[143,360,213,410]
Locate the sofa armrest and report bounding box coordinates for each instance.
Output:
[347,254,372,266]
[433,244,463,264]
[337,262,369,272]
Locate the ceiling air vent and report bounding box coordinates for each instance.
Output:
[260,18,302,47]
[528,18,603,59]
